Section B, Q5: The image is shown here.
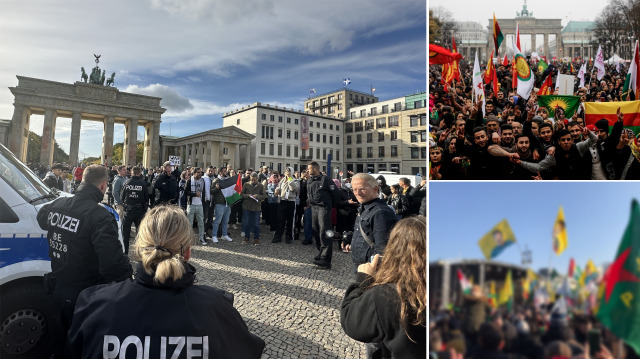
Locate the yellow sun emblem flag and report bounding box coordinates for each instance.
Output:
[538,95,581,118]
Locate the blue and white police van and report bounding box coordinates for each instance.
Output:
[0,143,123,358]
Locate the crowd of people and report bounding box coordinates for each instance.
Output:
[35,159,427,358]
[429,58,640,180]
[430,285,633,359]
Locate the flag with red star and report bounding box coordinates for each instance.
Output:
[596,200,640,353]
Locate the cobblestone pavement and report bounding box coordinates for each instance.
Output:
[129,221,367,359]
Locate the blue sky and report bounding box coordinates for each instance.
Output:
[429,182,638,274]
[0,0,426,159]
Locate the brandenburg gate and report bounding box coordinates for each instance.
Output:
[7,75,165,168]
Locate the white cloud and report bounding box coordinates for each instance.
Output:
[124,84,194,113]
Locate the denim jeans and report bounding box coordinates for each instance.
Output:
[187,203,204,241]
[212,203,231,237]
[242,209,261,239]
[303,206,312,241]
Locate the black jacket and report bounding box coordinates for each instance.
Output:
[184,177,205,206]
[387,194,409,218]
[350,198,398,266]
[43,172,64,191]
[120,175,148,217]
[36,183,132,301]
[341,273,426,359]
[307,174,338,208]
[66,262,265,358]
[153,172,179,204]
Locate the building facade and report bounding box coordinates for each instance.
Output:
[560,21,596,59]
[454,21,489,61]
[343,92,427,176]
[223,103,343,175]
[304,88,378,120]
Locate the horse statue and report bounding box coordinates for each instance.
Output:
[106,72,115,87]
[80,67,88,83]
[100,70,106,86]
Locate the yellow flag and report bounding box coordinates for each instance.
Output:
[498,270,513,308]
[527,268,538,281]
[478,219,516,260]
[488,281,497,309]
[553,206,568,255]
[580,259,598,286]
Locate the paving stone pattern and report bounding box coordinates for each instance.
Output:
[129,222,367,359]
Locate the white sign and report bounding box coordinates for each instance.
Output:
[169,156,181,166]
[557,74,575,96]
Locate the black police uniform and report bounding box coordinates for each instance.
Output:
[120,175,148,254]
[66,262,265,359]
[307,174,338,268]
[36,182,132,357]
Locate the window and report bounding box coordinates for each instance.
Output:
[360,109,366,117]
[223,147,228,155]
[347,148,352,158]
[316,134,320,142]
[419,115,426,126]
[345,123,353,133]
[329,135,333,144]
[378,146,385,157]
[391,145,398,157]
[336,136,340,145]
[270,127,274,139]
[411,147,419,159]
[349,93,353,100]
[295,131,299,140]
[323,148,326,160]
[394,102,401,111]
[376,117,386,129]
[365,120,374,130]
[309,147,313,159]
[388,116,399,127]
[294,146,298,157]
[347,136,352,145]
[378,163,387,172]
[286,145,291,157]
[310,121,314,127]
[336,150,340,161]
[287,117,291,124]
[390,163,400,172]
[420,131,427,142]
[269,144,274,155]
[356,148,362,158]
[378,132,385,142]
[270,115,274,121]
[310,132,313,142]
[317,148,321,159]
[350,111,356,119]
[323,123,326,129]
[287,130,291,139]
[421,147,427,158]
[367,147,373,158]
[355,122,363,132]
[370,107,377,116]
[339,94,343,100]
[410,116,418,127]
[262,114,266,120]
[329,96,335,104]
[411,132,419,143]
[382,105,389,114]
[295,118,299,125]
[261,143,265,155]
[278,116,283,122]
[278,129,283,138]
[278,145,283,156]
[390,130,398,140]
[323,135,326,143]
[367,133,373,143]
[261,126,274,139]
[316,122,320,128]
[338,104,343,110]
[414,100,423,108]
[356,134,362,144]
[336,125,340,131]
[329,124,333,130]
[236,119,240,125]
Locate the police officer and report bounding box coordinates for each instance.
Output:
[342,173,398,272]
[306,161,339,269]
[37,164,132,358]
[120,166,148,254]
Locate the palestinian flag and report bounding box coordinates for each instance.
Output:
[457,269,472,295]
[538,95,580,118]
[584,101,640,134]
[538,59,548,73]
[429,44,462,65]
[218,174,242,205]
[596,200,640,354]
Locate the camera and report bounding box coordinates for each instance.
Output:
[342,231,353,245]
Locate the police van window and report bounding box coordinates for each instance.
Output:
[0,197,19,223]
[0,144,51,203]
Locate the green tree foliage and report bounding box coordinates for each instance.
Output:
[429,10,442,44]
[26,131,69,165]
[111,141,144,165]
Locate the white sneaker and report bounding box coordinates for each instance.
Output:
[241,232,245,237]
[221,235,233,242]
[200,240,208,246]
[212,236,219,243]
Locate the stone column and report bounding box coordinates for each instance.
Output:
[40,108,57,165]
[179,145,185,166]
[235,143,240,169]
[211,141,220,167]
[143,120,160,168]
[556,33,562,59]
[203,141,211,168]
[102,115,115,166]
[532,34,537,54]
[544,33,550,58]
[124,117,139,166]
[9,105,30,162]
[195,142,200,167]
[69,112,82,165]
[161,145,168,165]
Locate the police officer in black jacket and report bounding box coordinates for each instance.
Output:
[306,161,339,269]
[37,164,132,358]
[120,166,148,254]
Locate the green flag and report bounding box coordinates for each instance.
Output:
[537,59,548,73]
[622,73,633,101]
[596,200,640,354]
[538,95,581,119]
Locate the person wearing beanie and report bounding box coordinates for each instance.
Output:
[44,163,65,191]
[583,110,624,180]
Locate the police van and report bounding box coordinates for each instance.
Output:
[0,143,123,358]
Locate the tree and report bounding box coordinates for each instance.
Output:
[612,0,640,40]
[429,10,442,44]
[429,6,458,49]
[26,131,69,165]
[111,141,144,165]
[594,1,634,57]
